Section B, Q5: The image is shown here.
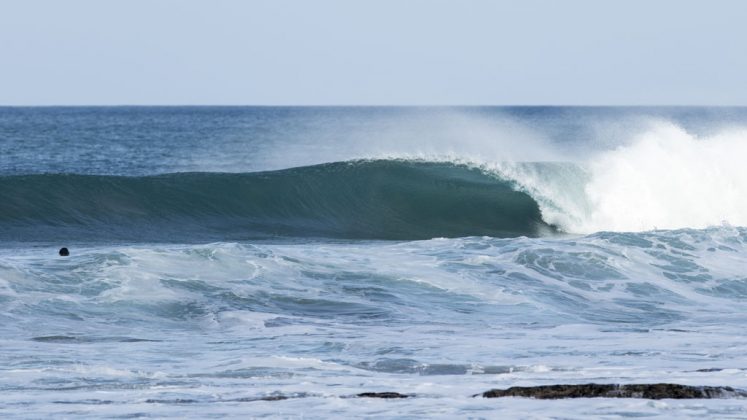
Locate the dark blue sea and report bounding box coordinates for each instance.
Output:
[2,107,747,418]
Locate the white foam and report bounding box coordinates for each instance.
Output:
[579,123,747,232]
[479,121,747,233]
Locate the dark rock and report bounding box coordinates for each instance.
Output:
[224,395,297,403]
[479,383,744,399]
[145,398,198,404]
[259,395,289,401]
[32,335,78,343]
[357,392,410,399]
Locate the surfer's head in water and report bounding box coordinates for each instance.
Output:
[59,247,69,256]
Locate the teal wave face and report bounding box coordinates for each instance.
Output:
[0,160,554,244]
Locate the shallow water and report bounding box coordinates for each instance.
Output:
[2,229,747,418]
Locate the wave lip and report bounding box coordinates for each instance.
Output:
[0,160,553,243]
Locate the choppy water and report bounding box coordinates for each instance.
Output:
[2,107,747,418]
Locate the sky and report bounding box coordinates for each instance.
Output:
[0,0,745,105]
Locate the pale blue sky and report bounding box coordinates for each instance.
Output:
[1,0,745,105]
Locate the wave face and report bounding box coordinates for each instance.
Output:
[0,160,554,243]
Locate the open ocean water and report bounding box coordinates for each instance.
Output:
[2,106,747,418]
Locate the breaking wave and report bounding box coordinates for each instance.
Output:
[0,160,554,243]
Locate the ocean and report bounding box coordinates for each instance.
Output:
[2,106,747,418]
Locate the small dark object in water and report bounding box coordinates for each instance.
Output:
[479,383,743,399]
[357,392,410,399]
[59,247,69,256]
[145,398,198,404]
[259,395,289,401]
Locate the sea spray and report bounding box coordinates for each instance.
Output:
[581,122,747,232]
[476,122,747,233]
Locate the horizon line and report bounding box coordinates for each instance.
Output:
[1,104,746,108]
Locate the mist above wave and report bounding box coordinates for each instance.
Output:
[216,110,747,234]
[268,113,747,234]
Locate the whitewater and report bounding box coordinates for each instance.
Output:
[2,106,747,418]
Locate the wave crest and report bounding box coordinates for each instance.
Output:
[492,123,747,233]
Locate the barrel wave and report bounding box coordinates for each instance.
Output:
[0,160,554,244]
